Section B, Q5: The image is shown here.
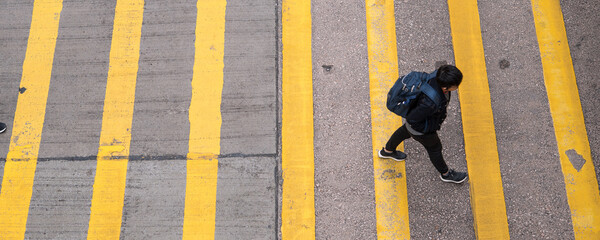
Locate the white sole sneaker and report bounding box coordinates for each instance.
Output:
[377,150,405,162]
[440,175,468,184]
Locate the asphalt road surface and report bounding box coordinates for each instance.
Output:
[0,0,598,239]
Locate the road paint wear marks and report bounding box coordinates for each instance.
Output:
[86,0,143,238]
[0,0,62,238]
[531,0,600,238]
[182,0,226,239]
[281,0,316,238]
[365,0,410,239]
[447,0,510,239]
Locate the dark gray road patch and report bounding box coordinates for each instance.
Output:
[566,149,586,172]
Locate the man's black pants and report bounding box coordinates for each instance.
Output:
[385,124,449,174]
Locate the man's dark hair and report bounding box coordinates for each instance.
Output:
[435,65,463,88]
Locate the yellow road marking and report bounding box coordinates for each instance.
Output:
[531,0,600,238]
[281,0,315,238]
[86,0,143,238]
[365,0,410,238]
[0,0,62,238]
[182,0,226,239]
[447,0,510,238]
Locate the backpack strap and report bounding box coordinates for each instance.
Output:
[420,83,442,107]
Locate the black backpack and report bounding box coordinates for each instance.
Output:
[386,72,441,117]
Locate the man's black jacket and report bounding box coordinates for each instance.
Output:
[405,77,449,134]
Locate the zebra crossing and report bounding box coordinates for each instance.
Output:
[0,0,598,239]
[1,0,276,239]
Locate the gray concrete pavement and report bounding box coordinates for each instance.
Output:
[122,160,186,239]
[122,1,193,238]
[26,161,95,239]
[2,0,278,239]
[311,0,376,239]
[217,0,277,238]
[0,0,598,239]
[562,0,600,192]
[36,0,112,160]
[0,0,34,184]
[130,0,194,158]
[25,3,113,236]
[479,1,574,238]
[393,1,473,239]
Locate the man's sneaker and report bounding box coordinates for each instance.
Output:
[378,148,407,161]
[0,122,6,134]
[440,169,468,183]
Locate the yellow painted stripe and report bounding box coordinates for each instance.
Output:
[447,0,510,239]
[531,1,600,238]
[281,0,315,238]
[365,0,410,239]
[182,0,226,239]
[86,0,144,239]
[0,0,62,238]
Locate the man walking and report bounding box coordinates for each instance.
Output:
[378,65,468,184]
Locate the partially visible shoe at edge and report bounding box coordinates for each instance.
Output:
[378,148,407,161]
[0,122,6,134]
[440,169,468,184]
